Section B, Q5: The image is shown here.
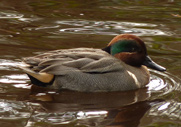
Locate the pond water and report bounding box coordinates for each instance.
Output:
[0,0,180,126]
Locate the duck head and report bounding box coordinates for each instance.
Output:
[103,34,166,72]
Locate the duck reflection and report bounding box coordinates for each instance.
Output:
[105,100,162,127]
[24,85,162,127]
[29,85,150,110]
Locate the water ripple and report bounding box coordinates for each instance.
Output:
[0,100,30,120]
[24,19,170,36]
[0,59,20,71]
[148,70,180,98]
[149,101,181,120]
[54,20,169,36]
[0,11,41,23]
[0,12,23,19]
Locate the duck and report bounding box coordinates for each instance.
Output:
[20,34,166,92]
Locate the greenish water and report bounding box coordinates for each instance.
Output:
[0,0,180,127]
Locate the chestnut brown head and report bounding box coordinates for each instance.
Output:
[103,34,166,71]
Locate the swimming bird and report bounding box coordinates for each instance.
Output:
[20,34,166,92]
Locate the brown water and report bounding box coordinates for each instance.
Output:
[0,0,180,127]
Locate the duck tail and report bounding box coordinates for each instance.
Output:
[18,63,54,87]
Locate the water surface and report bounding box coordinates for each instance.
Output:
[0,0,180,127]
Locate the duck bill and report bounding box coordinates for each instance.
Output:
[143,56,166,72]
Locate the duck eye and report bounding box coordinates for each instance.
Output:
[131,47,136,52]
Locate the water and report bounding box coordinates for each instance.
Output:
[0,0,180,126]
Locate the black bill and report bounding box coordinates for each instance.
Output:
[143,56,166,72]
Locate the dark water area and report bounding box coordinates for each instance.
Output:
[0,0,180,126]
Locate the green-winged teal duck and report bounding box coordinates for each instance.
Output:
[20,34,166,92]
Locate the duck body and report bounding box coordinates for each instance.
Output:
[21,34,166,92]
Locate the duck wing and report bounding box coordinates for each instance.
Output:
[21,48,124,84]
[23,48,122,74]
